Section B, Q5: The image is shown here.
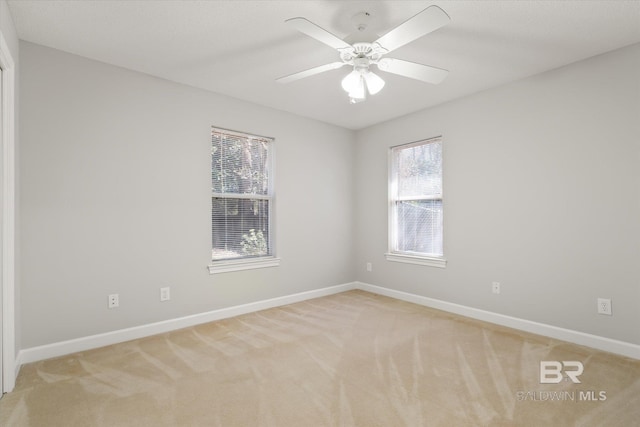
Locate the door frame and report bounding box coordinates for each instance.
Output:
[0,29,16,394]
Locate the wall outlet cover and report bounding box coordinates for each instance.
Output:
[597,298,612,316]
[108,294,119,309]
[160,287,171,302]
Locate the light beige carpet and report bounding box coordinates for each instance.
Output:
[1,290,639,426]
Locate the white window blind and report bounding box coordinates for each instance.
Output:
[389,137,443,258]
[211,127,273,261]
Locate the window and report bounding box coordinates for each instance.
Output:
[209,127,279,273]
[387,137,446,268]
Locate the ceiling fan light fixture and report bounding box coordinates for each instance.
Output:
[342,67,384,103]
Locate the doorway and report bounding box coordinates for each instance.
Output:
[0,30,16,395]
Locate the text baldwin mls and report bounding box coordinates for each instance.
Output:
[516,390,607,402]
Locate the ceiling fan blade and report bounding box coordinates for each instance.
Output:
[286,17,354,52]
[377,58,448,84]
[276,62,348,84]
[373,6,450,54]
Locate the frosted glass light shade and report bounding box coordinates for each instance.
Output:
[341,70,361,92]
[342,70,365,100]
[348,78,366,99]
[364,71,385,95]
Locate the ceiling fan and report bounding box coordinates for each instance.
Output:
[276,5,451,104]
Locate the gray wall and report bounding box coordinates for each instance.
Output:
[18,38,640,350]
[355,43,640,344]
[19,42,355,348]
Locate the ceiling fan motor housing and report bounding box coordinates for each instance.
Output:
[353,56,370,72]
[341,42,383,66]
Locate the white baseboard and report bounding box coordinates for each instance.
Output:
[15,280,639,376]
[354,282,640,360]
[17,282,356,366]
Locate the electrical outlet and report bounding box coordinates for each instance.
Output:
[492,282,501,294]
[597,298,612,316]
[108,294,119,309]
[160,287,170,302]
[366,262,372,272]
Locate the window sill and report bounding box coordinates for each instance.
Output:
[208,257,281,274]
[385,253,447,269]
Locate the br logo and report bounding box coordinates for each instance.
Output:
[540,361,584,384]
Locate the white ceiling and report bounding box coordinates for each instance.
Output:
[8,0,640,130]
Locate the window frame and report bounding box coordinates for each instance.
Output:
[208,127,280,274]
[386,136,447,268]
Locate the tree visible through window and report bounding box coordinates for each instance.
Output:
[389,137,443,258]
[211,128,273,261]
